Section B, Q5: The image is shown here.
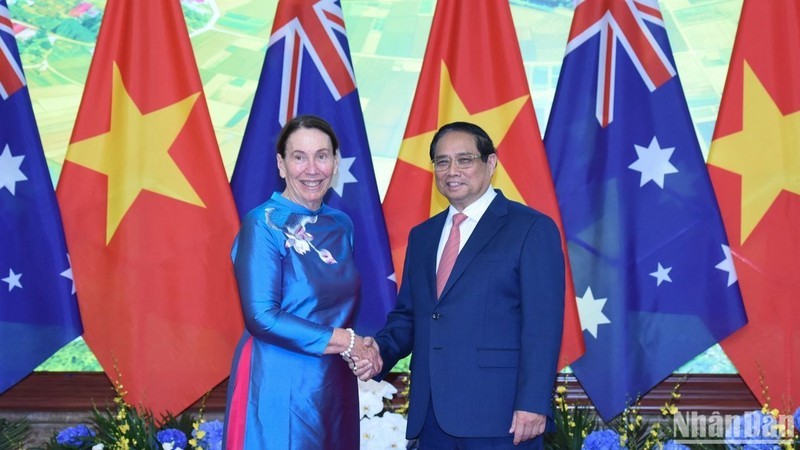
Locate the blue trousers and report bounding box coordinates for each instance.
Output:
[417,402,543,450]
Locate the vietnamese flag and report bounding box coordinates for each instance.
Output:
[708,0,800,410]
[381,0,583,368]
[56,0,243,415]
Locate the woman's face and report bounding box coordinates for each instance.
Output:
[277,127,338,210]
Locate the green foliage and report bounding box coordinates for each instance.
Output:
[391,354,410,373]
[608,401,662,450]
[0,418,31,450]
[548,381,688,450]
[545,385,597,450]
[90,398,157,450]
[606,383,687,450]
[158,412,198,445]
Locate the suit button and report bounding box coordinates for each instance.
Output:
[432,312,441,320]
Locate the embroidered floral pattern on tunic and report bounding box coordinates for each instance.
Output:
[265,208,337,264]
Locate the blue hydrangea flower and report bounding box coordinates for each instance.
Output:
[724,410,781,450]
[56,424,95,446]
[663,440,691,450]
[794,407,800,431]
[193,420,224,450]
[582,429,623,450]
[156,428,188,450]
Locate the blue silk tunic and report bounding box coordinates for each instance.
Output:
[223,193,360,449]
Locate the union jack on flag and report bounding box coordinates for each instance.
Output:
[268,0,356,126]
[567,0,675,127]
[544,0,745,420]
[230,0,396,337]
[0,3,26,100]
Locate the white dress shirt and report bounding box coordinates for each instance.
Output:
[435,187,497,271]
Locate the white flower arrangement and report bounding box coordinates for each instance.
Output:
[358,379,408,449]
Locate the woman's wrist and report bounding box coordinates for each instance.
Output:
[339,327,355,357]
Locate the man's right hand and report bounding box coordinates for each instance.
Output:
[349,336,382,380]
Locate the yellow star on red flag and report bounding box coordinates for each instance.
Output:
[65,63,205,244]
[56,0,243,417]
[397,62,528,214]
[383,0,584,372]
[708,62,800,244]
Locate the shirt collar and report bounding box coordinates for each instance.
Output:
[447,187,497,223]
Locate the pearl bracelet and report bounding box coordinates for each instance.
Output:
[340,327,355,358]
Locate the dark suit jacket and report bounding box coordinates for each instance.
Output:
[375,190,565,439]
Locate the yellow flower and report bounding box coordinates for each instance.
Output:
[662,404,678,415]
[118,423,130,434]
[628,423,635,431]
[556,386,567,394]
[189,439,197,447]
[196,430,206,440]
[762,404,770,414]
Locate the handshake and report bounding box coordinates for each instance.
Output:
[340,331,383,381]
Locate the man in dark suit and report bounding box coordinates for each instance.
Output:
[363,121,565,448]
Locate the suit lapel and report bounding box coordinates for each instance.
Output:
[439,192,509,300]
[423,211,448,302]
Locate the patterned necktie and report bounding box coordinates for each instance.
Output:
[436,213,467,298]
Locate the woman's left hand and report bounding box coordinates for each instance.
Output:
[349,356,374,380]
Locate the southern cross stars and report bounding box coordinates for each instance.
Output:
[576,286,611,339]
[2,268,22,292]
[650,263,672,286]
[0,144,27,195]
[628,136,678,188]
[331,156,357,197]
[714,244,738,287]
[60,254,76,295]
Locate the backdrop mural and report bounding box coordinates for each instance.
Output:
[10,0,743,372]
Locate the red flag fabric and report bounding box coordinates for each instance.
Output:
[708,0,800,411]
[56,0,243,415]
[382,0,584,369]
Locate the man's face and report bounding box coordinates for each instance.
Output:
[432,130,496,211]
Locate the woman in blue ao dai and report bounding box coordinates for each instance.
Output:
[222,115,381,449]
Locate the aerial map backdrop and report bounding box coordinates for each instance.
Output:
[12,0,744,373]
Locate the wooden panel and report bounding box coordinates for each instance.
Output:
[0,372,759,416]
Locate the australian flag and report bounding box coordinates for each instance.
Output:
[543,0,746,420]
[0,0,82,394]
[230,0,395,335]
